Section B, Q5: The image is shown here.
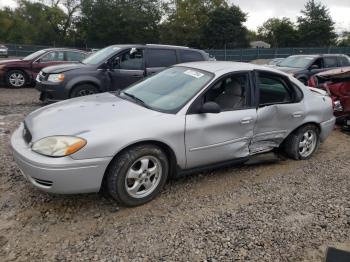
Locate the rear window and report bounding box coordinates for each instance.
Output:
[147,49,177,68]
[324,57,338,68]
[179,50,204,63]
[339,56,350,66]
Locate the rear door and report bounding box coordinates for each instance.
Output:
[145,48,178,76]
[185,72,257,168]
[250,71,305,154]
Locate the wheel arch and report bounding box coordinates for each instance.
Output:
[100,140,178,192]
[282,121,321,145]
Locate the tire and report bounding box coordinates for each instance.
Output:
[106,144,169,206]
[6,70,27,88]
[283,124,320,160]
[70,84,98,98]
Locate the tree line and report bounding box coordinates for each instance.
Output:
[0,0,349,49]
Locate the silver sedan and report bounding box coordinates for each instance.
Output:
[11,62,336,206]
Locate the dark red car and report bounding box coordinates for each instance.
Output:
[0,48,88,88]
[308,67,350,127]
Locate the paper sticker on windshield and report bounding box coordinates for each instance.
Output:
[184,70,204,78]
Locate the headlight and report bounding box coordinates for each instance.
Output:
[32,136,86,157]
[47,73,64,82]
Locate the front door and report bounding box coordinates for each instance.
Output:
[108,48,145,90]
[185,72,257,168]
[31,50,66,78]
[251,71,305,154]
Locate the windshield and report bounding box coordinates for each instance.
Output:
[22,50,47,61]
[82,46,120,65]
[122,67,213,113]
[278,56,315,68]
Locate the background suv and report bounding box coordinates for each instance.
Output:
[35,44,212,101]
[0,48,88,88]
[274,54,350,84]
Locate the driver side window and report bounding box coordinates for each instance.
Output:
[311,58,323,69]
[112,49,144,70]
[40,51,64,62]
[204,73,249,111]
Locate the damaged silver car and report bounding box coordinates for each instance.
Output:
[11,62,335,206]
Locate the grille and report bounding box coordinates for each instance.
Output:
[33,178,53,187]
[38,71,47,82]
[23,123,32,144]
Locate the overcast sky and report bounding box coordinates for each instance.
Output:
[1,0,350,32]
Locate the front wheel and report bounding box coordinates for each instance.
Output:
[70,84,98,98]
[106,144,169,206]
[283,124,320,160]
[6,70,27,88]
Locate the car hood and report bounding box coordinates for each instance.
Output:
[273,66,300,74]
[25,92,162,142]
[0,59,23,65]
[42,63,88,74]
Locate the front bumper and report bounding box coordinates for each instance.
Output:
[11,124,112,194]
[35,80,68,101]
[320,117,336,142]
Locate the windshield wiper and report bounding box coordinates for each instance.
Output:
[121,91,150,108]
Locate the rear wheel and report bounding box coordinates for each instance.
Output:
[283,124,320,160]
[6,70,27,88]
[70,84,98,98]
[105,144,169,206]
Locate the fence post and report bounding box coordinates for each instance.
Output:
[224,44,227,61]
[240,49,243,62]
[257,47,260,60]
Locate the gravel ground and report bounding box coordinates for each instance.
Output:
[1,88,350,261]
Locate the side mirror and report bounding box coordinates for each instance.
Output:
[130,48,137,55]
[100,61,110,70]
[200,102,221,114]
[309,64,319,70]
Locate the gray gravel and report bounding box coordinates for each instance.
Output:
[1,88,350,261]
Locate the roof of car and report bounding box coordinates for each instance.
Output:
[288,54,346,58]
[109,44,202,51]
[176,61,284,75]
[42,48,87,52]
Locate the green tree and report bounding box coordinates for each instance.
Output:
[201,5,249,49]
[258,18,298,47]
[338,31,350,47]
[76,0,162,47]
[297,0,336,47]
[159,0,227,47]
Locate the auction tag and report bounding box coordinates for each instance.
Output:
[184,70,204,78]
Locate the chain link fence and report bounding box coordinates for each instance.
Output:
[2,43,350,61]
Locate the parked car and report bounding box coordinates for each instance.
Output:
[0,48,88,88]
[0,44,8,58]
[11,61,335,206]
[274,54,350,85]
[35,44,212,101]
[308,66,350,126]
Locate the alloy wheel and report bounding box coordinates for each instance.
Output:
[299,130,317,158]
[125,156,162,198]
[9,73,25,87]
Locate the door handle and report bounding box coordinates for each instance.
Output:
[292,111,304,118]
[241,117,253,124]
